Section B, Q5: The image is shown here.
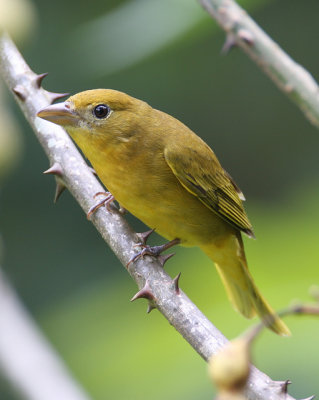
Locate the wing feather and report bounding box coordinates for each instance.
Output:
[164,145,254,237]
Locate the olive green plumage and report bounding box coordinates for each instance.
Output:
[37,89,290,336]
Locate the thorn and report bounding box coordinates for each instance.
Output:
[89,167,97,176]
[13,85,27,101]
[238,29,254,46]
[277,380,291,394]
[172,272,181,295]
[47,91,70,104]
[300,396,315,400]
[51,92,70,103]
[221,33,237,54]
[136,229,155,245]
[158,252,175,267]
[43,162,63,177]
[147,302,156,314]
[34,72,48,88]
[130,280,154,302]
[54,181,66,203]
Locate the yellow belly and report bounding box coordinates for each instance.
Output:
[92,152,231,247]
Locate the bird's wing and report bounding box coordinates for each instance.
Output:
[164,144,254,237]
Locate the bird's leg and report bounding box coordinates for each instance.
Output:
[87,191,115,219]
[127,238,180,267]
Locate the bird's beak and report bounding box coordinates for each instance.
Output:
[37,102,78,127]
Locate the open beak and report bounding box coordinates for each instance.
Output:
[37,102,78,127]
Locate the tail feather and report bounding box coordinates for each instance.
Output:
[215,262,256,319]
[202,235,290,336]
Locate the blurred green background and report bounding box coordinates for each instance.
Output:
[1,0,319,399]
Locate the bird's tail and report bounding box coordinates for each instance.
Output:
[201,234,290,336]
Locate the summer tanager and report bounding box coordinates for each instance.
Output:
[37,89,289,335]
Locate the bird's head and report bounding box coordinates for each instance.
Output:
[37,89,151,148]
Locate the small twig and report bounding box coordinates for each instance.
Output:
[0,32,296,400]
[246,301,319,344]
[199,0,319,128]
[281,303,319,317]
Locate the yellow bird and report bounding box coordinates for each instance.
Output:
[37,89,289,335]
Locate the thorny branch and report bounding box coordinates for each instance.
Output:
[199,0,319,128]
[0,31,298,400]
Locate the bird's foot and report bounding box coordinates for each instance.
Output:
[127,238,180,268]
[87,191,115,219]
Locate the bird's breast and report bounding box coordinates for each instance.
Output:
[89,141,231,246]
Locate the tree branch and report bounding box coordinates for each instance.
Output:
[199,0,319,128]
[0,32,296,400]
[0,268,92,400]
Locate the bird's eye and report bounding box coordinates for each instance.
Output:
[93,104,110,119]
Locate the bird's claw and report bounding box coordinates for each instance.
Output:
[126,238,180,268]
[87,191,115,219]
[127,246,157,267]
